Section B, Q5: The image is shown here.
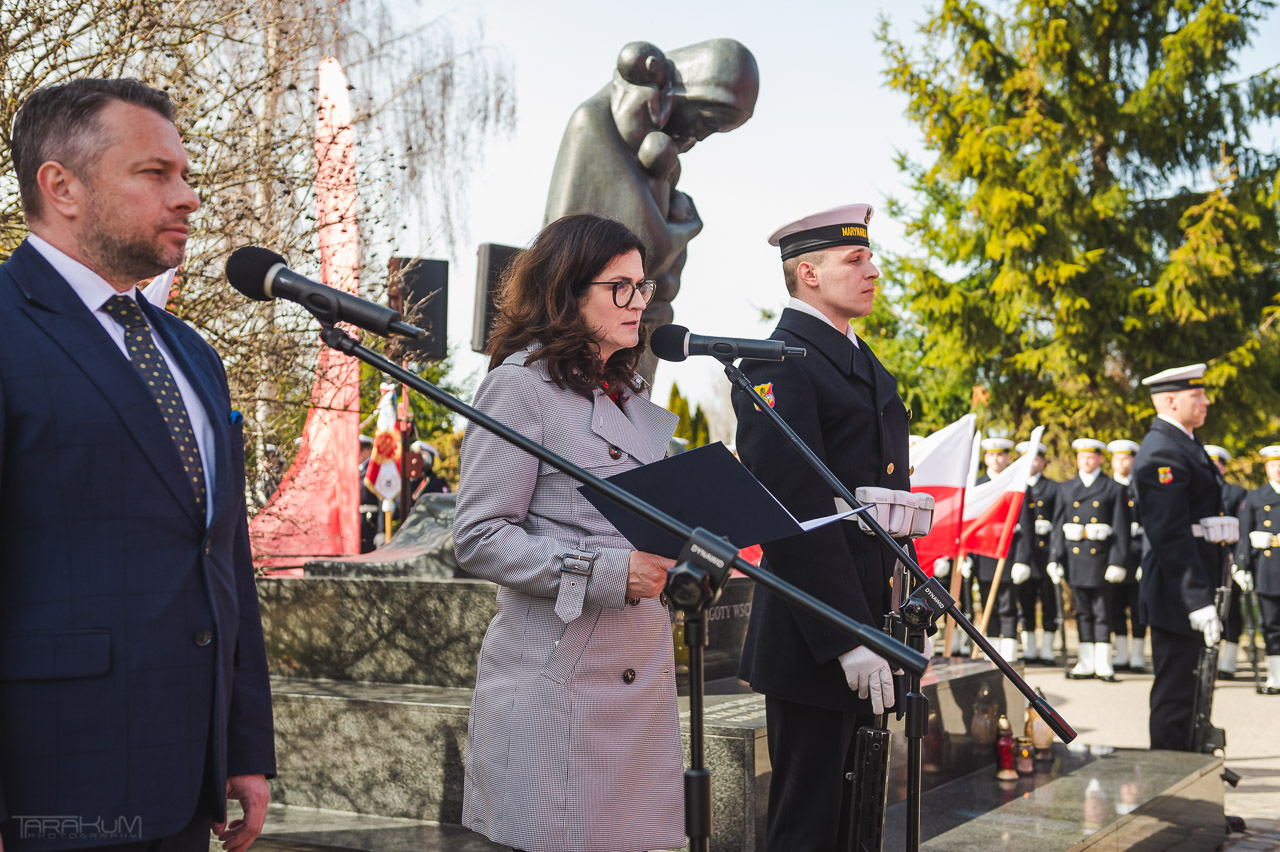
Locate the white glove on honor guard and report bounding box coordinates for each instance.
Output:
[1136,566,1142,582]
[1046,562,1063,585]
[1199,515,1240,545]
[960,556,973,579]
[932,557,952,578]
[1105,565,1127,584]
[1188,605,1222,649]
[1010,563,1032,585]
[1233,565,1254,592]
[838,646,897,715]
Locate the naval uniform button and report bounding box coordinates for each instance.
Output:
[608,445,623,460]
[1072,547,1080,554]
[622,668,636,685]
[194,630,213,647]
[1266,520,1273,528]
[1093,501,1100,508]
[887,462,895,475]
[1091,517,1098,523]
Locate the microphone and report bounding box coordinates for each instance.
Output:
[649,324,806,363]
[225,246,426,339]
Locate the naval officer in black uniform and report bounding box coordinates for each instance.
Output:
[1133,363,1226,749]
[733,203,912,851]
[1052,438,1131,681]
[1106,439,1147,672]
[1205,444,1249,680]
[1238,445,1280,694]
[1011,440,1062,665]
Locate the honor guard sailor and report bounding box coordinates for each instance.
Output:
[1106,440,1147,672]
[1051,438,1131,681]
[732,203,912,851]
[1133,364,1226,749]
[1205,444,1250,680]
[973,438,1022,660]
[1237,446,1280,694]
[1010,440,1062,665]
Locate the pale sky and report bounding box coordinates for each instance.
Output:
[388,0,1280,426]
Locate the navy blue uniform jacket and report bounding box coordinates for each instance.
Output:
[1133,418,1223,636]
[732,309,910,713]
[0,241,275,850]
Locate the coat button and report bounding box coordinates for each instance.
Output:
[1093,501,1100,508]
[609,445,623,460]
[1073,547,1080,554]
[194,630,213,647]
[1074,501,1080,508]
[622,668,636,684]
[660,593,669,607]
[1091,517,1098,523]
[886,462,895,475]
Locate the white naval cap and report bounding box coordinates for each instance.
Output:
[768,203,873,260]
[1204,445,1231,463]
[981,437,1014,452]
[1107,440,1140,456]
[1072,438,1106,453]
[411,440,440,458]
[1141,363,1207,393]
[1261,446,1280,460]
[1016,441,1047,455]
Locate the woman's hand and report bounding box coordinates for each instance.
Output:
[627,550,676,601]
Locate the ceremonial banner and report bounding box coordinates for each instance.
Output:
[909,413,977,571]
[960,426,1044,559]
[248,57,361,567]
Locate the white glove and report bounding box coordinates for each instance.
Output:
[1131,522,1143,538]
[1136,566,1142,582]
[1188,605,1222,648]
[838,646,896,714]
[1233,565,1254,592]
[1200,515,1239,544]
[1105,565,1127,584]
[960,556,973,579]
[1046,562,1063,585]
[1251,530,1274,549]
[1084,523,1114,541]
[1035,519,1053,536]
[932,557,951,578]
[1010,563,1032,585]
[1062,523,1085,541]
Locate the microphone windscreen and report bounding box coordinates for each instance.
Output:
[226,246,287,301]
[649,324,690,362]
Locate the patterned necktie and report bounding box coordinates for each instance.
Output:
[102,295,207,518]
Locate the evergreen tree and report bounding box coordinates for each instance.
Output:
[876,0,1280,454]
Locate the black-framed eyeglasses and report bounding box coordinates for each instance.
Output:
[587,279,657,307]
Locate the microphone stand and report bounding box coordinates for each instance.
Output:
[314,324,928,852]
[718,357,1076,852]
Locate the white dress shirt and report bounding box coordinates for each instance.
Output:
[1157,413,1194,438]
[1079,469,1100,488]
[29,234,216,521]
[787,297,860,348]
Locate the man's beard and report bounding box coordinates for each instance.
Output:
[79,190,185,285]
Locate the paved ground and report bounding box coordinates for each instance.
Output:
[1013,637,1280,849]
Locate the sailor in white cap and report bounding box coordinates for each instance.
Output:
[1237,446,1280,694]
[972,437,1021,660]
[1051,438,1131,681]
[1010,440,1062,665]
[1105,439,1147,673]
[1204,445,1250,680]
[733,202,913,849]
[1132,363,1229,746]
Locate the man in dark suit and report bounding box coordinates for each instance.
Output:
[1133,363,1225,750]
[1010,441,1061,665]
[1051,438,1131,682]
[1204,445,1250,680]
[1106,440,1147,672]
[733,203,912,851]
[0,79,275,852]
[1237,446,1280,694]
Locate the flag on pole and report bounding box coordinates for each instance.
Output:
[960,426,1044,559]
[365,382,403,502]
[909,413,977,571]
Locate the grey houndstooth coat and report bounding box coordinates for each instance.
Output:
[454,348,685,852]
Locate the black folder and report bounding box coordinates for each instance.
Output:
[577,441,853,558]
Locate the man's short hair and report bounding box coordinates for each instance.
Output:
[11,78,175,220]
[782,249,827,295]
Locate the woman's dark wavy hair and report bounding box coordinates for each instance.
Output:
[487,213,649,398]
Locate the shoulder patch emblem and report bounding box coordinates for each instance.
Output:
[753,382,775,410]
[1158,466,1173,485]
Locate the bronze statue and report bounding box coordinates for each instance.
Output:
[544,38,759,381]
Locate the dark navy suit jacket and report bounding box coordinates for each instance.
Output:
[0,240,275,850]
[732,308,911,713]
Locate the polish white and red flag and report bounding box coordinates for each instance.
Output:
[959,425,1044,560]
[909,413,977,572]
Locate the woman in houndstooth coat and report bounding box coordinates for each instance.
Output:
[454,214,685,852]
